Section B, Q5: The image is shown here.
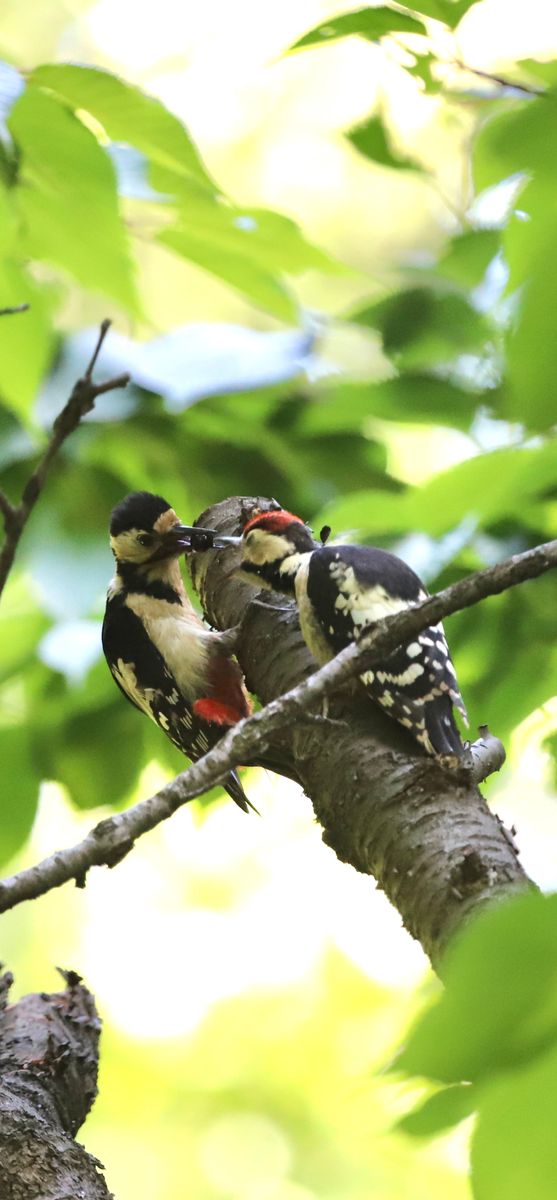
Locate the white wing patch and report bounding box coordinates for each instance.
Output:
[376,662,425,687]
[112,658,158,724]
[328,560,418,627]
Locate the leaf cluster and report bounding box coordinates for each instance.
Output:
[0,12,557,1193]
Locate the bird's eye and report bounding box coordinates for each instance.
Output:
[137,533,152,547]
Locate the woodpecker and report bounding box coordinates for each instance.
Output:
[235,509,467,757]
[102,491,255,813]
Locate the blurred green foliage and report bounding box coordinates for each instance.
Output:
[396,893,557,1200]
[1,2,557,1197]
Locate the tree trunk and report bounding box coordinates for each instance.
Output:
[0,968,111,1199]
[191,496,531,967]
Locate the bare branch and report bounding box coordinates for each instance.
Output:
[0,320,130,598]
[0,526,553,920]
[454,58,543,96]
[0,490,14,526]
[0,303,30,316]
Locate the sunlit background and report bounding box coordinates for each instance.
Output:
[2,1,557,1196]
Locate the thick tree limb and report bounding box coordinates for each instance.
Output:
[0,319,130,597]
[0,967,111,1199]
[190,498,533,966]
[1,497,552,962]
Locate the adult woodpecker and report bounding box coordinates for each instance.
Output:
[102,491,255,813]
[234,509,467,757]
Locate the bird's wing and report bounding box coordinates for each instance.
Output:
[102,598,248,773]
[307,545,467,754]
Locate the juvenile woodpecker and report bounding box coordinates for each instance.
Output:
[102,491,255,812]
[235,509,467,757]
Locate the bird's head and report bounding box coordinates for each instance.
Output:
[109,491,194,570]
[237,508,317,593]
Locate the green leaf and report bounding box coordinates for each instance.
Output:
[543,731,557,791]
[0,180,18,254]
[168,202,341,277]
[515,58,557,88]
[453,576,557,745]
[317,439,557,539]
[0,403,35,469]
[0,726,39,865]
[395,892,557,1084]
[48,702,144,810]
[159,226,298,321]
[0,259,55,419]
[398,0,448,18]
[406,0,483,27]
[474,93,557,193]
[0,576,50,685]
[397,1083,477,1137]
[403,52,440,93]
[295,376,479,434]
[506,218,557,429]
[345,115,419,171]
[352,288,491,369]
[473,96,557,428]
[31,63,215,197]
[9,85,140,313]
[437,229,500,287]
[27,66,341,318]
[472,1041,557,1200]
[288,7,425,53]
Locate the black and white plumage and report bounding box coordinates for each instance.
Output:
[102,491,255,813]
[237,509,467,757]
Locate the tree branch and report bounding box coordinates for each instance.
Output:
[0,318,130,598]
[453,59,543,96]
[469,725,506,784]
[1,501,552,958]
[0,967,111,1198]
[0,303,30,316]
[0,489,14,524]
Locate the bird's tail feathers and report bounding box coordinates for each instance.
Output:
[225,769,259,814]
[425,696,465,756]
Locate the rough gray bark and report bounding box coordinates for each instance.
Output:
[0,969,111,1199]
[191,496,531,966]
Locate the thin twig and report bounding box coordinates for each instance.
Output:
[0,532,556,914]
[0,320,130,598]
[0,303,30,316]
[454,59,543,97]
[0,490,14,525]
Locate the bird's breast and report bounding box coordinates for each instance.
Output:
[125,594,212,700]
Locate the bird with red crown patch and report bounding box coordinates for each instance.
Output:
[236,507,468,758]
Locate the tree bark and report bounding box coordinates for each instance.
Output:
[0,968,111,1199]
[191,496,531,967]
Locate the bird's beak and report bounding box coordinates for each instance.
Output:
[162,524,242,553]
[212,534,242,548]
[160,523,200,554]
